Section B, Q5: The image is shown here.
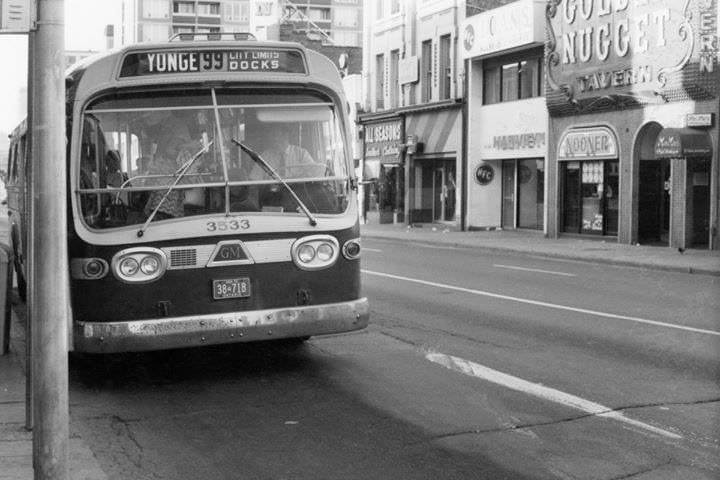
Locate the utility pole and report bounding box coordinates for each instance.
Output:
[29,0,69,478]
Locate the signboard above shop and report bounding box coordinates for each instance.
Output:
[1,0,33,33]
[461,0,545,59]
[558,126,618,160]
[363,118,404,165]
[654,128,712,158]
[545,0,720,115]
[119,48,307,77]
[399,56,419,84]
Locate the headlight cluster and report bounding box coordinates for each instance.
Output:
[291,235,340,270]
[70,258,109,280]
[112,247,167,283]
[342,238,361,260]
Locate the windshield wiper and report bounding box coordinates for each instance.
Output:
[137,141,213,237]
[231,139,317,227]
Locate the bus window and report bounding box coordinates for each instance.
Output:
[77,88,350,230]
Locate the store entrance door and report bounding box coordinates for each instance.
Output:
[501,160,515,229]
[433,162,456,222]
[638,159,670,245]
[691,158,710,247]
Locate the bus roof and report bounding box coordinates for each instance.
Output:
[68,39,346,102]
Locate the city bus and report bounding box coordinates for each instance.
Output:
[6,36,368,353]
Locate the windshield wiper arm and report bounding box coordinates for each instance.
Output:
[232,139,317,227]
[137,141,213,237]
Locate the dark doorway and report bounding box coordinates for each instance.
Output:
[690,158,710,247]
[638,159,670,245]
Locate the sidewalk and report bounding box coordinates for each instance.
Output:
[360,222,720,276]
[0,303,107,480]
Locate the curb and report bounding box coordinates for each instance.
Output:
[361,232,720,277]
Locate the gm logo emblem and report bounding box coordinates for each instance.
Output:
[463,24,475,51]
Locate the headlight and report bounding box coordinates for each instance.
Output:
[71,258,110,280]
[140,256,160,275]
[298,244,316,263]
[291,235,339,270]
[316,243,334,261]
[112,247,167,283]
[119,257,139,276]
[342,238,361,260]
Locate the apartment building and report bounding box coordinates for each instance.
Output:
[359,0,465,226]
[121,0,362,45]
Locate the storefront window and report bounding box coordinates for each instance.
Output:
[517,159,544,229]
[561,160,618,236]
[502,158,544,230]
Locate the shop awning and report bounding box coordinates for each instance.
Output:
[654,128,712,158]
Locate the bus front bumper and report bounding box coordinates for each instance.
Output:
[73,298,369,353]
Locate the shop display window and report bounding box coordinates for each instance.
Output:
[561,160,618,236]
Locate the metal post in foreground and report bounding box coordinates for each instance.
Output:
[30,0,69,478]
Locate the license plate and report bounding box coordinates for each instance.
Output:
[212,278,251,300]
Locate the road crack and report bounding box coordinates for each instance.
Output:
[606,459,673,479]
[374,319,521,351]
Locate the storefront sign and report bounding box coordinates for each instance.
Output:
[475,164,495,185]
[686,113,714,128]
[363,118,403,165]
[461,0,545,59]
[654,128,713,158]
[477,99,548,159]
[558,127,618,160]
[546,0,720,112]
[492,133,546,151]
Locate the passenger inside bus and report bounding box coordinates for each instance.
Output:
[141,110,203,220]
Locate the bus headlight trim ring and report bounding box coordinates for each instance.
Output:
[112,247,168,283]
[342,238,361,260]
[291,235,339,270]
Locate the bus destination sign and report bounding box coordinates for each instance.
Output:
[119,49,307,77]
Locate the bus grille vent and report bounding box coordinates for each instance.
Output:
[170,249,197,268]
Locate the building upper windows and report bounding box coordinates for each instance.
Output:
[223,1,249,22]
[376,54,385,110]
[483,50,544,105]
[173,1,194,14]
[307,7,331,22]
[142,0,170,19]
[390,49,400,108]
[198,2,220,16]
[375,0,401,19]
[333,7,359,27]
[421,40,432,103]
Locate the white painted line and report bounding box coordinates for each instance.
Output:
[425,351,682,439]
[363,247,383,252]
[494,264,577,277]
[362,270,720,337]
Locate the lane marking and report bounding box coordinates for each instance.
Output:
[362,270,720,337]
[493,264,577,277]
[363,247,383,252]
[425,351,682,439]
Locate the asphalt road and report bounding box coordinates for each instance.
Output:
[68,238,720,480]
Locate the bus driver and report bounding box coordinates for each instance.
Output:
[249,125,323,181]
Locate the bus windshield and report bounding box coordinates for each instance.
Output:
[77,89,349,229]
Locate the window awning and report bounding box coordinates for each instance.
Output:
[654,128,712,158]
